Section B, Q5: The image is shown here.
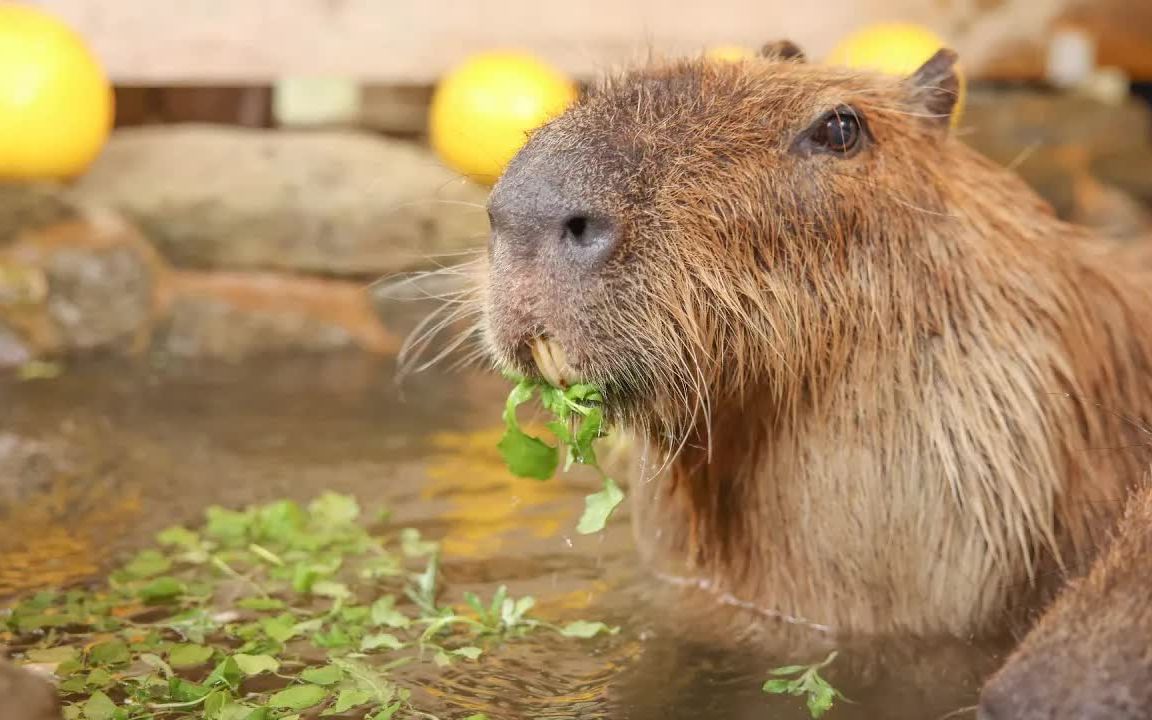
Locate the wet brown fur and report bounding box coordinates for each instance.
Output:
[478,48,1152,636]
[980,480,1152,718]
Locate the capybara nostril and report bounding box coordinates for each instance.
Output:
[559,213,616,265]
[487,172,619,268]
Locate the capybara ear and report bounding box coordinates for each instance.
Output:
[758,40,806,62]
[905,48,960,129]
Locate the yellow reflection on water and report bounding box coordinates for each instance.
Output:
[423,427,575,558]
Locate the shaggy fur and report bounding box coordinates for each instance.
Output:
[476,47,1152,636]
[979,482,1152,719]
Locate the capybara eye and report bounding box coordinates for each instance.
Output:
[797,105,866,157]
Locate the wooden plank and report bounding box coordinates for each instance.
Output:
[15,0,1152,83]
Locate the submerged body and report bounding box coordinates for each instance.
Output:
[980,482,1152,719]
[477,41,1152,714]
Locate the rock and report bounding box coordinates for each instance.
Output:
[74,126,491,277]
[0,183,82,248]
[155,271,398,361]
[0,212,162,359]
[44,243,154,351]
[962,89,1152,218]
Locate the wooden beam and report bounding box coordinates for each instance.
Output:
[16,0,1152,84]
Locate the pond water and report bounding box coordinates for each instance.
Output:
[0,354,1008,719]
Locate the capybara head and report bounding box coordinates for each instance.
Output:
[483,43,963,440]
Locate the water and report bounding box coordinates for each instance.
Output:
[0,354,1006,719]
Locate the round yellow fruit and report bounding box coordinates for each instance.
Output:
[705,45,756,63]
[429,51,577,184]
[0,4,114,180]
[825,23,965,127]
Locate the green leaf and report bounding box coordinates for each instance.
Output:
[122,549,172,578]
[89,640,130,666]
[204,690,231,717]
[572,406,603,464]
[168,643,214,668]
[157,526,200,548]
[369,704,403,720]
[204,506,252,544]
[807,683,836,718]
[235,597,286,611]
[267,684,330,710]
[762,678,796,694]
[399,528,437,558]
[321,687,375,715]
[576,477,625,534]
[452,646,483,660]
[370,596,410,629]
[138,576,185,603]
[299,664,344,685]
[313,625,354,649]
[497,380,559,480]
[558,620,618,638]
[254,500,307,543]
[311,580,350,600]
[464,715,491,720]
[308,493,360,527]
[85,668,113,688]
[218,704,264,720]
[139,653,174,678]
[82,691,117,720]
[769,665,808,677]
[205,655,243,689]
[167,677,212,702]
[497,426,558,480]
[232,654,281,676]
[360,633,404,651]
[24,646,78,664]
[260,615,299,643]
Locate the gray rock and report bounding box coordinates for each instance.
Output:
[74,126,491,277]
[962,89,1152,217]
[45,244,154,351]
[157,294,360,361]
[0,183,81,248]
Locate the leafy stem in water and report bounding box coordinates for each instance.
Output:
[762,651,848,718]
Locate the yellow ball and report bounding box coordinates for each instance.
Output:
[429,51,577,184]
[705,45,756,63]
[825,23,965,127]
[0,4,114,180]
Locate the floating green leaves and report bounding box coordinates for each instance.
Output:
[762,651,848,718]
[5,493,618,720]
[497,376,625,534]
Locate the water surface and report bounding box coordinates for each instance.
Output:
[0,355,1004,719]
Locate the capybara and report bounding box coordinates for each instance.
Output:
[474,39,1152,710]
[979,480,1152,719]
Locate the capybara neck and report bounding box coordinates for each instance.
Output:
[634,141,1152,636]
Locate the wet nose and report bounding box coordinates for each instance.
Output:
[487,165,618,269]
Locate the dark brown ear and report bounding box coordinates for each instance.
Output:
[758,40,806,62]
[906,48,960,128]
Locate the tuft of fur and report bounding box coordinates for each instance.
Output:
[979,479,1152,719]
[479,51,1152,635]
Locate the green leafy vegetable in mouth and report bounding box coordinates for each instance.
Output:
[496,375,624,534]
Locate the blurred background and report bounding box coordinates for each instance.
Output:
[1,0,1150,367]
